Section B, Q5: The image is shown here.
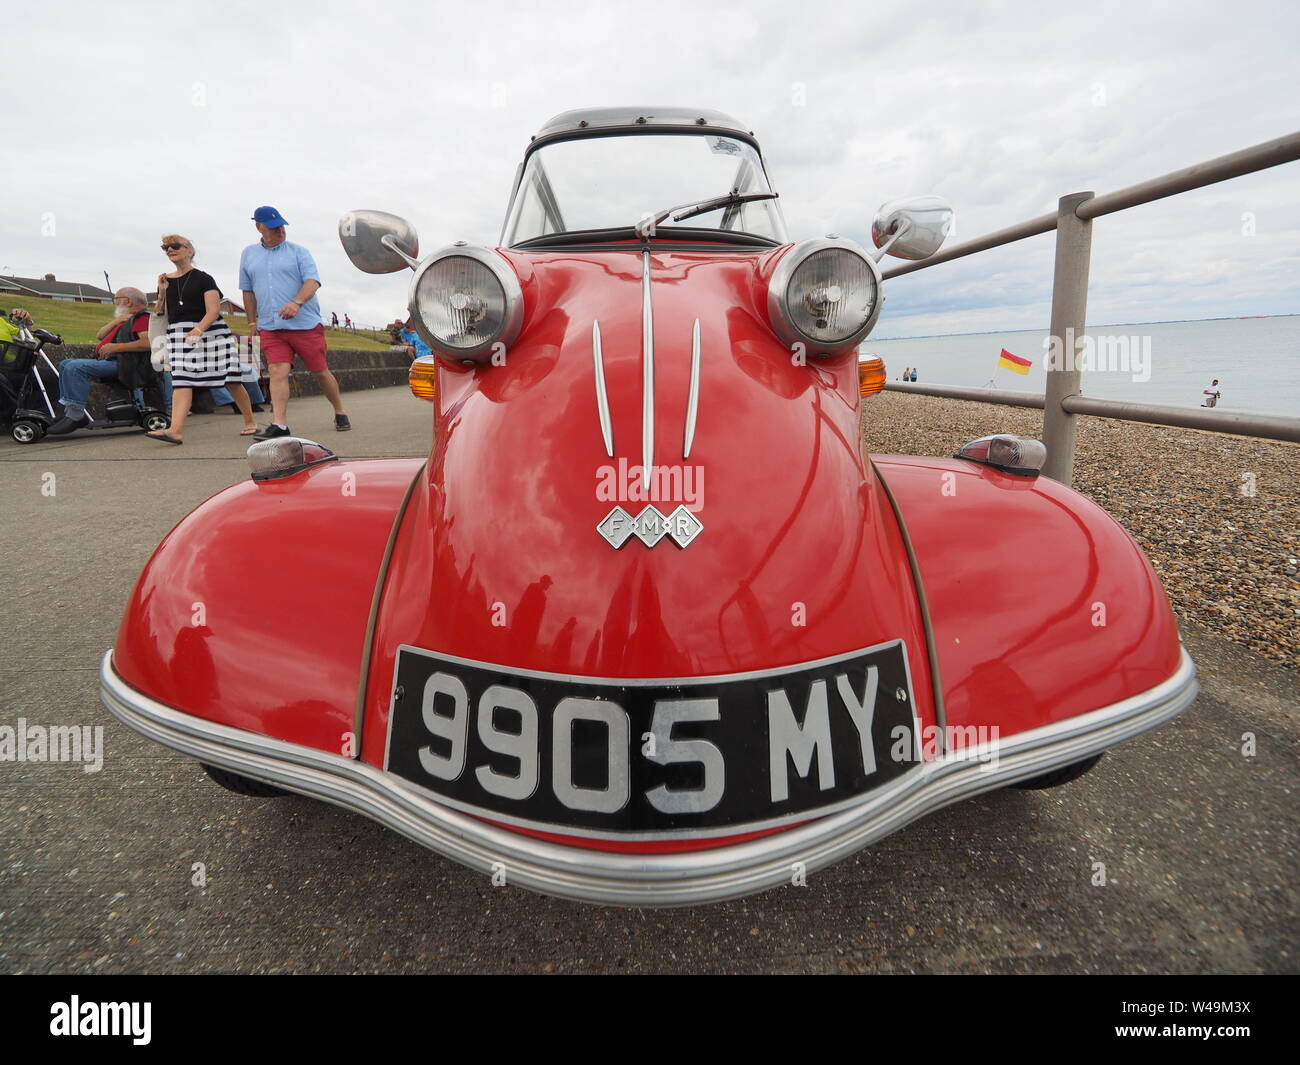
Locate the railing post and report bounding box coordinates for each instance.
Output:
[1042,191,1094,484]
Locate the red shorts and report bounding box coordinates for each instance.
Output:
[260,325,329,372]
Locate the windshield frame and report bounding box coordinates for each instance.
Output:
[500,126,788,249]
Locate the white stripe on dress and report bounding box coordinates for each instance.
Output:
[166,319,256,388]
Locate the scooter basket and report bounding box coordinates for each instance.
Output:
[1,339,38,377]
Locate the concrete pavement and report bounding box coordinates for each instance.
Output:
[1,387,1295,973]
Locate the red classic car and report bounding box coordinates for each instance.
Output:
[100,107,1197,905]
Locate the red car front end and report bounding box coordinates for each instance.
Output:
[101,107,1195,904]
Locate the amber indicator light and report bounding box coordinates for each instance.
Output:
[858,355,886,397]
[409,356,438,401]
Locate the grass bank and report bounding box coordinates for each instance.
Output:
[3,294,393,351]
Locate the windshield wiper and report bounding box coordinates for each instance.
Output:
[635,191,778,238]
[512,227,781,251]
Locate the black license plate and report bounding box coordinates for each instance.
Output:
[384,641,920,838]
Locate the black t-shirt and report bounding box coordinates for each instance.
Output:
[165,268,223,323]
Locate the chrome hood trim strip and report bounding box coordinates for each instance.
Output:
[684,318,701,459]
[592,320,614,457]
[101,649,1196,907]
[640,250,654,491]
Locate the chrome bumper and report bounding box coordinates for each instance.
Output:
[99,648,1196,907]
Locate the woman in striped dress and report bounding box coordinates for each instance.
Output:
[146,234,257,443]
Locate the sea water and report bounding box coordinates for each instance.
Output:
[867,315,1299,417]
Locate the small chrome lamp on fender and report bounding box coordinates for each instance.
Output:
[246,438,339,482]
[955,434,1047,477]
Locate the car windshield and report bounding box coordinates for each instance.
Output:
[504,133,786,246]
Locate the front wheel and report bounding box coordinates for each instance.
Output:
[1009,753,1103,790]
[201,762,289,798]
[11,420,43,444]
[142,412,171,433]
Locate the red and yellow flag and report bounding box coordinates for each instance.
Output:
[997,348,1032,375]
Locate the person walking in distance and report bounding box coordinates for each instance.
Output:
[240,205,350,439]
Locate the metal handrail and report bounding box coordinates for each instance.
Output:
[886,380,1045,408]
[1061,393,1300,442]
[878,130,1300,480]
[1078,131,1300,220]
[883,381,1300,443]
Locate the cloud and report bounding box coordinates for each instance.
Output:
[3,0,1296,335]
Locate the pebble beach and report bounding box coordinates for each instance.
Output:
[866,391,1299,670]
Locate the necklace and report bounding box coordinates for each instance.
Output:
[174,270,192,309]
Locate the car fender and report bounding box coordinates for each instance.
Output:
[112,458,424,753]
[872,454,1185,739]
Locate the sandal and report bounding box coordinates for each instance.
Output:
[239,426,258,436]
[146,431,183,445]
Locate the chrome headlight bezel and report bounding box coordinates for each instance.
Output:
[408,244,524,364]
[767,238,883,356]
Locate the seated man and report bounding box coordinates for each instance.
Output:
[399,317,433,361]
[211,377,266,411]
[210,340,267,412]
[209,325,266,411]
[48,288,158,434]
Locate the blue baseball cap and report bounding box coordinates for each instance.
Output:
[252,205,289,228]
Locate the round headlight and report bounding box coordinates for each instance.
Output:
[409,245,524,363]
[767,239,882,355]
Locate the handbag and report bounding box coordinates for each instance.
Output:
[148,309,170,372]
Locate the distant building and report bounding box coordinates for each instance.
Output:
[0,273,114,304]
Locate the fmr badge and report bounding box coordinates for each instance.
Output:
[597,505,702,549]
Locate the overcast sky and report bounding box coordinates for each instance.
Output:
[2,0,1296,336]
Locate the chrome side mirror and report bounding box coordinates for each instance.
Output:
[339,209,420,273]
[871,195,954,261]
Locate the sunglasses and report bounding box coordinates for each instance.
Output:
[160,243,188,251]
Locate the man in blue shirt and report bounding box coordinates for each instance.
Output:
[240,206,350,438]
[399,316,433,361]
